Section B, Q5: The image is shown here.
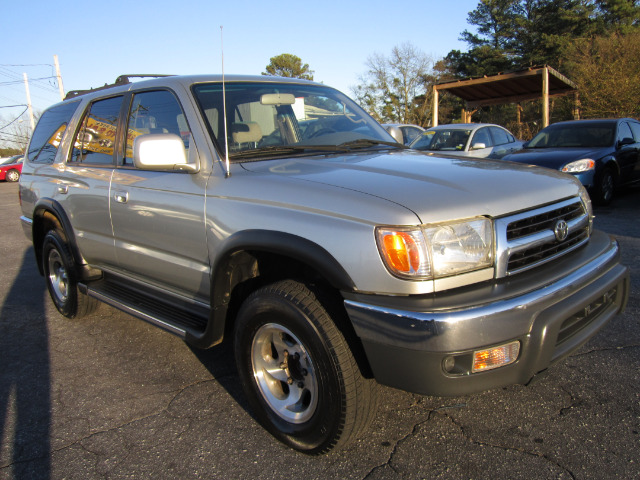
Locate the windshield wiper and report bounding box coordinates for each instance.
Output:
[230,139,407,160]
[231,144,349,159]
[338,139,408,150]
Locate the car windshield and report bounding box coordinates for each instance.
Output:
[1,155,22,165]
[410,129,471,151]
[192,82,396,160]
[527,123,616,148]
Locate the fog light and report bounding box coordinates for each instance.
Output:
[472,341,520,373]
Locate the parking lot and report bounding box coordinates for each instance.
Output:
[0,180,638,480]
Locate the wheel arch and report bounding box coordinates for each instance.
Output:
[31,199,84,277]
[188,230,360,351]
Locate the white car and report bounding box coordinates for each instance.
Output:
[410,123,523,159]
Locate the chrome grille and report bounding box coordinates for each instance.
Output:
[495,198,591,277]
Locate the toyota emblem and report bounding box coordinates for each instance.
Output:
[554,219,569,242]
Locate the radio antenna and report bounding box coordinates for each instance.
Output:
[220,25,231,178]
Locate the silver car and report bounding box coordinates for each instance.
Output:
[382,123,425,145]
[410,123,523,158]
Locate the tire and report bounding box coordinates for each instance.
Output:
[6,169,20,182]
[42,230,99,319]
[234,280,378,454]
[594,166,615,205]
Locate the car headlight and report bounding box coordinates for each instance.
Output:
[579,185,594,234]
[562,159,595,173]
[376,217,493,280]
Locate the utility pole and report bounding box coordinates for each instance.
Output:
[23,73,35,132]
[54,54,65,100]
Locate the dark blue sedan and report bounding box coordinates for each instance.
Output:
[503,118,640,204]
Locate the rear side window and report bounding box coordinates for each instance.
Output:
[27,101,80,164]
[70,96,123,165]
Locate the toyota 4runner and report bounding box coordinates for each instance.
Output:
[19,74,629,454]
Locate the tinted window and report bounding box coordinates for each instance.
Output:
[617,122,633,143]
[490,127,511,145]
[27,101,80,164]
[124,90,190,165]
[528,122,615,148]
[628,121,640,142]
[70,96,122,165]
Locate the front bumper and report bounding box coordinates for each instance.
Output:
[344,229,629,396]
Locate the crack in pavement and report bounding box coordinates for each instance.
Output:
[0,376,222,472]
[440,410,577,480]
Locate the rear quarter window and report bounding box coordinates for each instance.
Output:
[27,101,80,164]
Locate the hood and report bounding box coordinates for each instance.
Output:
[503,147,611,169]
[239,150,582,225]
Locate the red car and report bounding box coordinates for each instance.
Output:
[0,155,23,182]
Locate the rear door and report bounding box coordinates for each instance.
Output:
[57,95,122,268]
[109,89,210,299]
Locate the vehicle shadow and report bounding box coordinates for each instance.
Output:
[188,341,252,415]
[0,247,51,480]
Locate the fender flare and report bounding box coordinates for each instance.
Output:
[187,230,356,348]
[31,198,85,275]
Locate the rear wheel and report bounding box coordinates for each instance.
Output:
[42,230,99,319]
[234,280,377,454]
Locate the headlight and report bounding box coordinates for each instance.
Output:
[562,159,595,173]
[376,217,493,280]
[579,185,594,233]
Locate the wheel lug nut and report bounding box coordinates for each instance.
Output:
[287,377,294,385]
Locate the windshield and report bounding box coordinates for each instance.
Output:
[410,129,471,151]
[192,82,395,160]
[527,123,615,148]
[1,155,22,165]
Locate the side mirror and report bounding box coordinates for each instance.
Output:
[617,137,635,149]
[385,126,404,144]
[133,134,197,172]
[471,142,486,150]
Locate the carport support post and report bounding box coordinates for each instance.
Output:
[432,86,439,127]
[542,66,549,127]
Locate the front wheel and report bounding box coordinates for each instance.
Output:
[593,166,615,205]
[42,230,98,319]
[234,280,377,454]
[6,169,20,182]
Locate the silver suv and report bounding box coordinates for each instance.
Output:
[19,75,629,454]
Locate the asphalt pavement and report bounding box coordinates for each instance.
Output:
[0,181,638,480]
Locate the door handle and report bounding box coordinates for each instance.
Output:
[113,191,129,203]
[57,185,68,194]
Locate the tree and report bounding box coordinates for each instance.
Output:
[352,43,436,125]
[564,31,640,118]
[262,54,314,80]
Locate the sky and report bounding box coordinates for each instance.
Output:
[1,0,480,121]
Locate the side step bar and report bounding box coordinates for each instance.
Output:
[79,274,210,340]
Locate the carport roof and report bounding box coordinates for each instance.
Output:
[434,66,577,108]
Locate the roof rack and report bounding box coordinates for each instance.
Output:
[64,74,174,100]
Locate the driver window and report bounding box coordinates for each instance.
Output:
[124,90,190,165]
[471,128,492,148]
